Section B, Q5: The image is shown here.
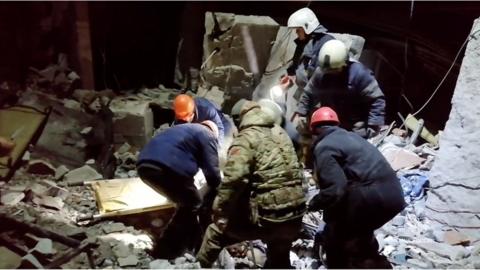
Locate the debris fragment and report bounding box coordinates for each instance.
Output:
[27,159,56,175]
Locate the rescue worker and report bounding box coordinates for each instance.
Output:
[0,136,15,157]
[293,39,386,139]
[308,107,406,269]
[136,120,221,259]
[282,7,335,89]
[196,100,307,268]
[173,94,232,144]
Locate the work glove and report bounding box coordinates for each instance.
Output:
[307,193,323,212]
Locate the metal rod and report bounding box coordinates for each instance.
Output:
[0,213,80,248]
[44,241,92,269]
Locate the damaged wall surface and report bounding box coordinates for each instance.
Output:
[425,18,480,232]
[202,12,279,112]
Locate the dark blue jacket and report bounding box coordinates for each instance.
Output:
[287,25,335,88]
[174,97,230,143]
[311,126,405,223]
[137,123,221,187]
[297,61,385,127]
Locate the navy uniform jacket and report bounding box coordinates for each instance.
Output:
[137,123,221,187]
[297,61,385,128]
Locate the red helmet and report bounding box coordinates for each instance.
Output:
[310,107,340,131]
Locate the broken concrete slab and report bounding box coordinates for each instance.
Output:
[33,195,64,210]
[149,259,172,269]
[379,142,425,171]
[202,12,280,112]
[425,18,480,230]
[54,165,69,180]
[21,253,44,269]
[27,159,56,175]
[0,246,22,269]
[102,222,126,234]
[1,191,25,205]
[411,240,467,261]
[112,242,131,258]
[63,165,102,184]
[31,238,56,255]
[19,90,95,168]
[109,98,154,148]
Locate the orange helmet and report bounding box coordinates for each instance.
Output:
[310,107,340,131]
[173,94,195,121]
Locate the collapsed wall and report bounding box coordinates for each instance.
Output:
[425,18,480,237]
[202,12,280,112]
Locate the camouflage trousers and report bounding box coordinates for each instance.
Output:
[196,217,302,269]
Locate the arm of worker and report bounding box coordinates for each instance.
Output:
[356,70,386,127]
[295,69,323,118]
[308,146,348,211]
[286,40,306,76]
[199,137,222,189]
[212,134,254,216]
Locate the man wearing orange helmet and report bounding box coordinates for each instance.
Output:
[308,107,405,269]
[173,94,232,144]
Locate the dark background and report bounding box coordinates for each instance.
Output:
[1,1,479,129]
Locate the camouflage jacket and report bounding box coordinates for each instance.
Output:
[213,103,307,224]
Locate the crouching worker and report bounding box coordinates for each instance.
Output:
[308,107,406,269]
[136,120,221,259]
[196,100,307,268]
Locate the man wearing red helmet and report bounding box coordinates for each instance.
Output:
[308,107,405,269]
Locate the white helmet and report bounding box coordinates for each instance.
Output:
[258,99,284,125]
[287,8,320,35]
[318,39,349,72]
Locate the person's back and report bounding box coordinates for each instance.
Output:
[138,123,218,180]
[197,101,306,268]
[313,126,396,187]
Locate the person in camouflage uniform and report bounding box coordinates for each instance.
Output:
[196,100,307,268]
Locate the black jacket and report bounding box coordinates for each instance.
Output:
[310,126,405,224]
[287,25,335,88]
[297,61,386,127]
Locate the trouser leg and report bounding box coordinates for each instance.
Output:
[196,223,236,268]
[264,240,293,269]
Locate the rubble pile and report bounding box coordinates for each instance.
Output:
[27,53,80,98]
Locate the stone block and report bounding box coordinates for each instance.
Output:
[63,165,102,184]
[109,98,154,148]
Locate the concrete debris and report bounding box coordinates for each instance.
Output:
[203,12,279,112]
[26,159,56,175]
[80,126,93,135]
[55,165,70,180]
[109,98,154,148]
[21,253,44,269]
[63,165,102,183]
[1,191,25,205]
[379,142,426,171]
[85,159,95,165]
[22,151,31,161]
[444,230,471,246]
[425,18,480,231]
[31,238,56,255]
[33,195,64,210]
[117,254,139,267]
[102,222,126,234]
[149,259,172,269]
[27,53,79,97]
[112,242,131,258]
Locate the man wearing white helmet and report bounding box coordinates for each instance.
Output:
[294,39,386,139]
[282,7,335,89]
